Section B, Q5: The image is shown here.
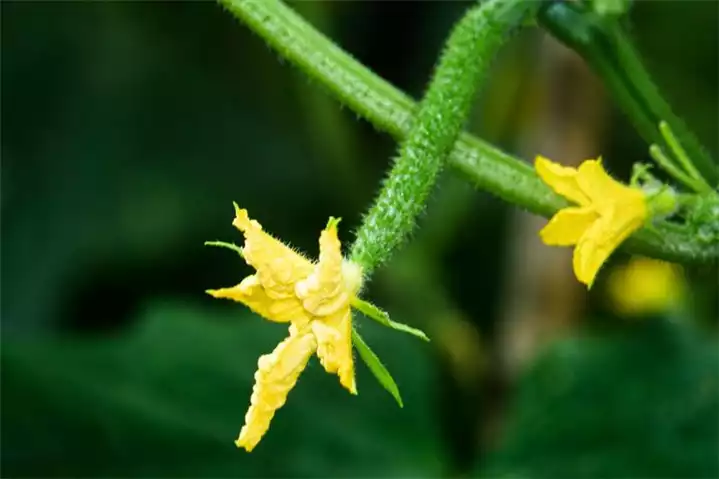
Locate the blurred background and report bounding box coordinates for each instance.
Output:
[1,1,717,477]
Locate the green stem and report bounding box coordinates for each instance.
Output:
[219,0,718,264]
[220,0,559,215]
[204,240,244,257]
[350,0,538,273]
[648,145,703,193]
[538,1,718,187]
[658,121,713,194]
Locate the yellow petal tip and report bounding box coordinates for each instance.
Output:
[534,155,551,166]
[538,222,566,247]
[326,216,342,229]
[538,225,551,244]
[235,438,253,452]
[573,262,595,289]
[232,203,252,231]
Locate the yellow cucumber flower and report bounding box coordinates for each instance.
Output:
[535,156,648,287]
[606,256,684,316]
[207,204,363,452]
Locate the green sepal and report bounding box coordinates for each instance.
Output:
[590,0,630,18]
[351,298,430,342]
[352,327,403,408]
[204,240,244,257]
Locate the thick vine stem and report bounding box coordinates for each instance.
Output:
[538,0,718,187]
[219,0,560,215]
[219,0,718,264]
[349,0,538,273]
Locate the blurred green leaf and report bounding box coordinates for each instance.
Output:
[480,318,719,478]
[1,299,444,477]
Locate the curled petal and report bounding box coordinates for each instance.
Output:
[235,327,317,452]
[573,203,647,287]
[232,203,314,298]
[206,276,312,325]
[296,218,360,317]
[535,156,591,206]
[293,218,358,393]
[208,207,365,452]
[539,207,598,246]
[311,310,356,394]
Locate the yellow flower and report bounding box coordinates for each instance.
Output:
[207,204,363,452]
[536,156,648,287]
[606,256,684,316]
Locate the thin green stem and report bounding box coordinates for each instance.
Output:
[538,1,718,187]
[677,193,702,210]
[648,145,703,193]
[659,122,713,194]
[219,0,718,264]
[204,240,244,257]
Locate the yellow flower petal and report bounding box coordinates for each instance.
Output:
[295,218,350,316]
[575,158,633,207]
[209,204,316,324]
[535,157,649,288]
[208,207,367,451]
[235,326,316,452]
[311,311,356,394]
[295,218,359,394]
[540,206,598,246]
[573,203,646,287]
[535,156,591,206]
[232,203,314,300]
[207,275,312,324]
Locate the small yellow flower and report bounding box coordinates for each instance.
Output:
[535,156,648,287]
[207,204,363,452]
[606,256,684,316]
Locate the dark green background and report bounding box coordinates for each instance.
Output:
[2,1,717,477]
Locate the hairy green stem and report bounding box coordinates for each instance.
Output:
[220,0,558,215]
[349,0,537,273]
[538,1,718,187]
[219,0,718,263]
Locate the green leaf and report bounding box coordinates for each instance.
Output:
[352,327,403,408]
[480,317,719,478]
[352,298,430,342]
[1,300,443,477]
